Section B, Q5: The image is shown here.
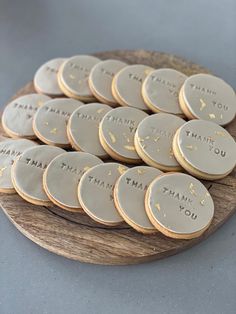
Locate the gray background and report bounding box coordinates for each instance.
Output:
[0,0,236,313]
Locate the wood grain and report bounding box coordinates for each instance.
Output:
[0,50,235,265]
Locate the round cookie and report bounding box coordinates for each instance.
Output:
[33,98,83,147]
[34,58,66,97]
[114,166,163,234]
[145,172,214,239]
[172,119,236,180]
[2,94,51,139]
[12,145,65,205]
[67,103,112,158]
[142,68,187,115]
[43,151,103,212]
[134,113,185,171]
[112,64,153,110]
[58,55,100,101]
[78,162,127,226]
[88,59,127,106]
[179,73,236,126]
[99,107,148,163]
[0,139,38,193]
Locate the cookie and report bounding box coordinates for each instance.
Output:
[2,94,51,139]
[78,162,127,226]
[33,98,83,147]
[142,68,187,115]
[57,55,100,101]
[114,166,162,234]
[172,119,236,180]
[112,64,153,110]
[134,113,185,171]
[88,59,127,106]
[179,73,236,126]
[43,151,103,211]
[11,145,65,205]
[0,139,38,193]
[34,58,66,97]
[67,103,111,157]
[99,107,148,163]
[145,172,214,239]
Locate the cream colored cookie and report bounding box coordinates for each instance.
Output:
[11,145,65,205]
[0,139,38,193]
[172,119,236,180]
[67,103,111,157]
[43,151,103,212]
[142,68,187,115]
[34,58,66,96]
[88,59,127,106]
[57,55,100,101]
[99,107,148,163]
[78,162,127,226]
[112,64,153,110]
[2,94,51,139]
[33,98,83,147]
[134,113,185,171]
[145,172,214,239]
[179,73,236,126]
[114,166,162,234]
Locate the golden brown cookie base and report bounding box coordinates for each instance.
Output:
[2,119,37,140]
[88,78,117,107]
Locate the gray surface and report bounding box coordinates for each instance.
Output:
[0,0,235,313]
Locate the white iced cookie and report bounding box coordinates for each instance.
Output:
[2,94,51,139]
[0,139,38,193]
[43,151,103,212]
[134,113,185,171]
[114,166,163,233]
[34,58,66,96]
[145,173,214,239]
[99,107,148,163]
[112,64,153,110]
[78,162,127,226]
[33,98,83,147]
[12,145,65,205]
[179,73,236,126]
[67,103,112,157]
[89,59,127,106]
[142,68,187,115]
[58,55,100,101]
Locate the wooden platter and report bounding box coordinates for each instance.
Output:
[0,50,235,265]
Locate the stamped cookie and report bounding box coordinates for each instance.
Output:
[34,58,66,96]
[145,172,214,239]
[112,64,153,110]
[142,68,187,115]
[12,145,65,205]
[179,73,236,126]
[99,107,148,163]
[114,166,162,234]
[67,103,111,157]
[2,94,51,139]
[134,113,185,171]
[43,152,103,211]
[33,98,83,147]
[88,59,127,106]
[57,55,100,101]
[172,119,236,180]
[0,139,38,193]
[78,162,127,225]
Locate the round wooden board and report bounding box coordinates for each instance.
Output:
[0,50,236,265]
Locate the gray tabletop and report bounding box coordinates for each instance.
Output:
[0,1,236,314]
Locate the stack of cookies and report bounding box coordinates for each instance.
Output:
[1,54,236,240]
